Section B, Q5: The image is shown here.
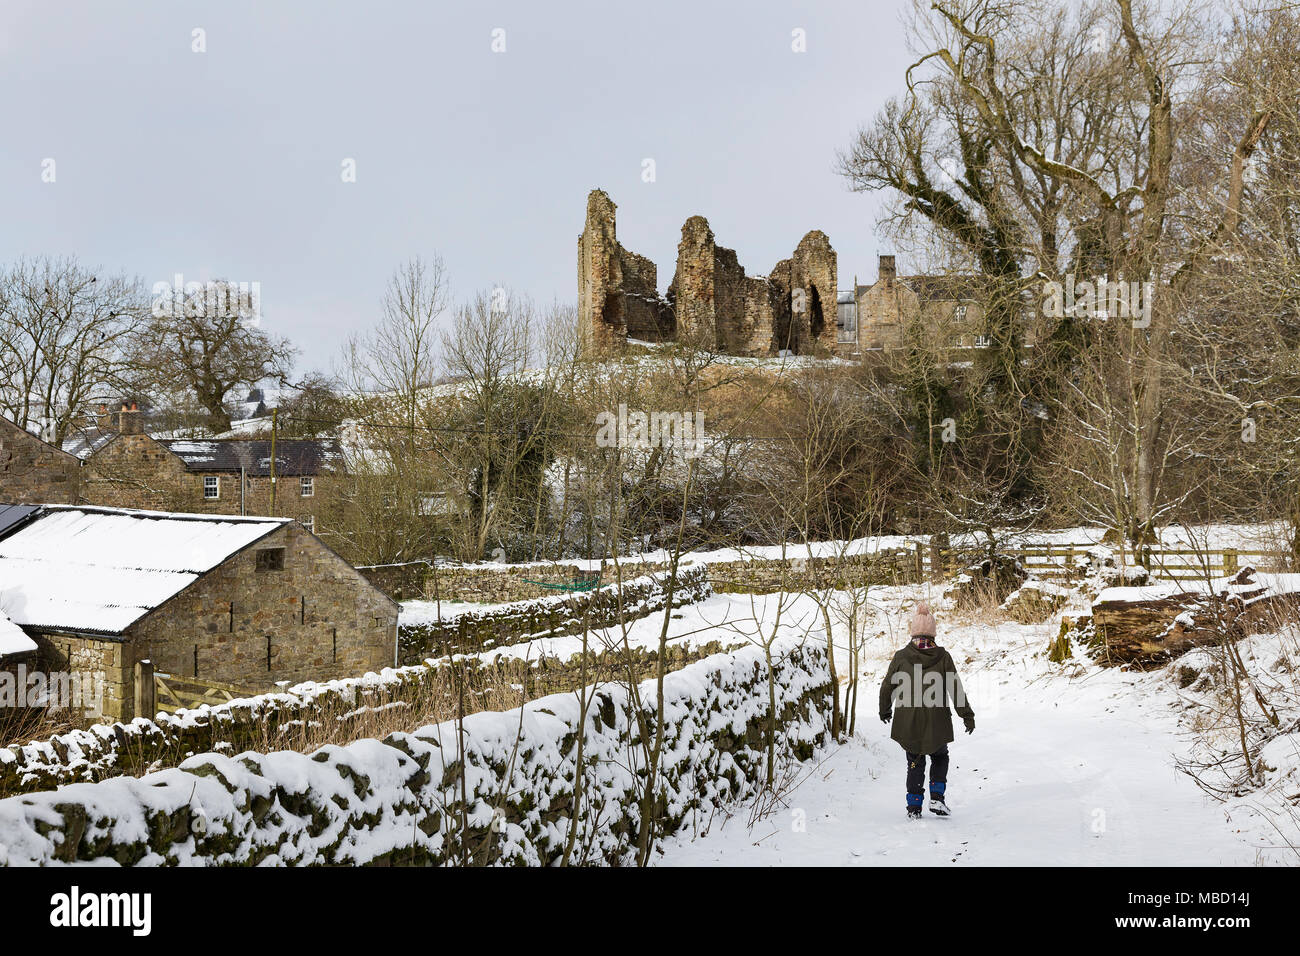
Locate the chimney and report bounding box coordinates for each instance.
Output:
[878,255,896,283]
[118,402,143,436]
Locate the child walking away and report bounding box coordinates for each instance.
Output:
[879,602,975,819]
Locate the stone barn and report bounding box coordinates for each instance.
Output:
[0,504,398,721]
[0,414,81,505]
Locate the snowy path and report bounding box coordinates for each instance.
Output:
[656,618,1265,866]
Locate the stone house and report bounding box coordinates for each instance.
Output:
[848,256,990,351]
[0,414,81,505]
[80,406,343,535]
[0,504,399,721]
[843,255,1040,354]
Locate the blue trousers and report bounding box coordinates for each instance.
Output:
[905,745,949,806]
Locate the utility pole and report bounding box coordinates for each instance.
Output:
[269,407,278,514]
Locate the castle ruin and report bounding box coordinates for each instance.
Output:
[577,189,839,358]
[576,188,1023,360]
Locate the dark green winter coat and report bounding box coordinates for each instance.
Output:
[878,641,975,755]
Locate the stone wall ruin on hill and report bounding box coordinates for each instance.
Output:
[577,189,838,358]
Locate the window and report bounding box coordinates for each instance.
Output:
[303,515,315,533]
[203,476,220,499]
[954,304,969,322]
[974,334,991,348]
[255,547,285,572]
[300,476,314,498]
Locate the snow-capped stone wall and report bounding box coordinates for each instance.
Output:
[0,640,831,866]
[0,633,735,799]
[397,564,713,661]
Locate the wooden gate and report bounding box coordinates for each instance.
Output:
[134,660,271,717]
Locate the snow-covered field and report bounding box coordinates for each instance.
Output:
[647,583,1296,867]
[419,521,1290,577]
[422,591,824,666]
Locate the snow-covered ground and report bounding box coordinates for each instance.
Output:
[652,583,1293,866]
[423,591,823,666]
[420,522,1290,577]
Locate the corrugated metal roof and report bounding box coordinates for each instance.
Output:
[0,506,288,636]
[160,438,344,476]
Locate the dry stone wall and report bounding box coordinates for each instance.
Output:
[397,565,711,662]
[0,640,832,865]
[0,633,738,799]
[380,549,924,605]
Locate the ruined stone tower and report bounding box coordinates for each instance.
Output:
[576,190,671,355]
[668,216,779,356]
[576,189,839,359]
[766,231,838,355]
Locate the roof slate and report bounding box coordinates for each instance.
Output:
[159,438,344,477]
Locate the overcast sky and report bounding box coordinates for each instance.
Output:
[1,0,913,374]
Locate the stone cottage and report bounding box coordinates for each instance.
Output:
[819,255,1044,355]
[0,504,398,720]
[846,256,995,351]
[0,414,80,505]
[79,405,343,535]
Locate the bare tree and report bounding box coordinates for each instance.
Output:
[0,256,144,442]
[137,278,295,432]
[344,256,449,436]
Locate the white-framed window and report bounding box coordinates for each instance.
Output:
[301,476,314,498]
[203,475,220,499]
[954,304,969,321]
[974,334,991,348]
[303,515,315,533]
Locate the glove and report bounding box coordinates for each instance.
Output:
[880,712,891,724]
[963,716,975,735]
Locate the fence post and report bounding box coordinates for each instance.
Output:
[1223,547,1238,574]
[913,543,924,582]
[133,658,155,720]
[928,538,946,583]
[1064,544,1074,580]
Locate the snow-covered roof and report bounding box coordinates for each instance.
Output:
[0,506,288,636]
[0,608,35,657]
[60,427,117,460]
